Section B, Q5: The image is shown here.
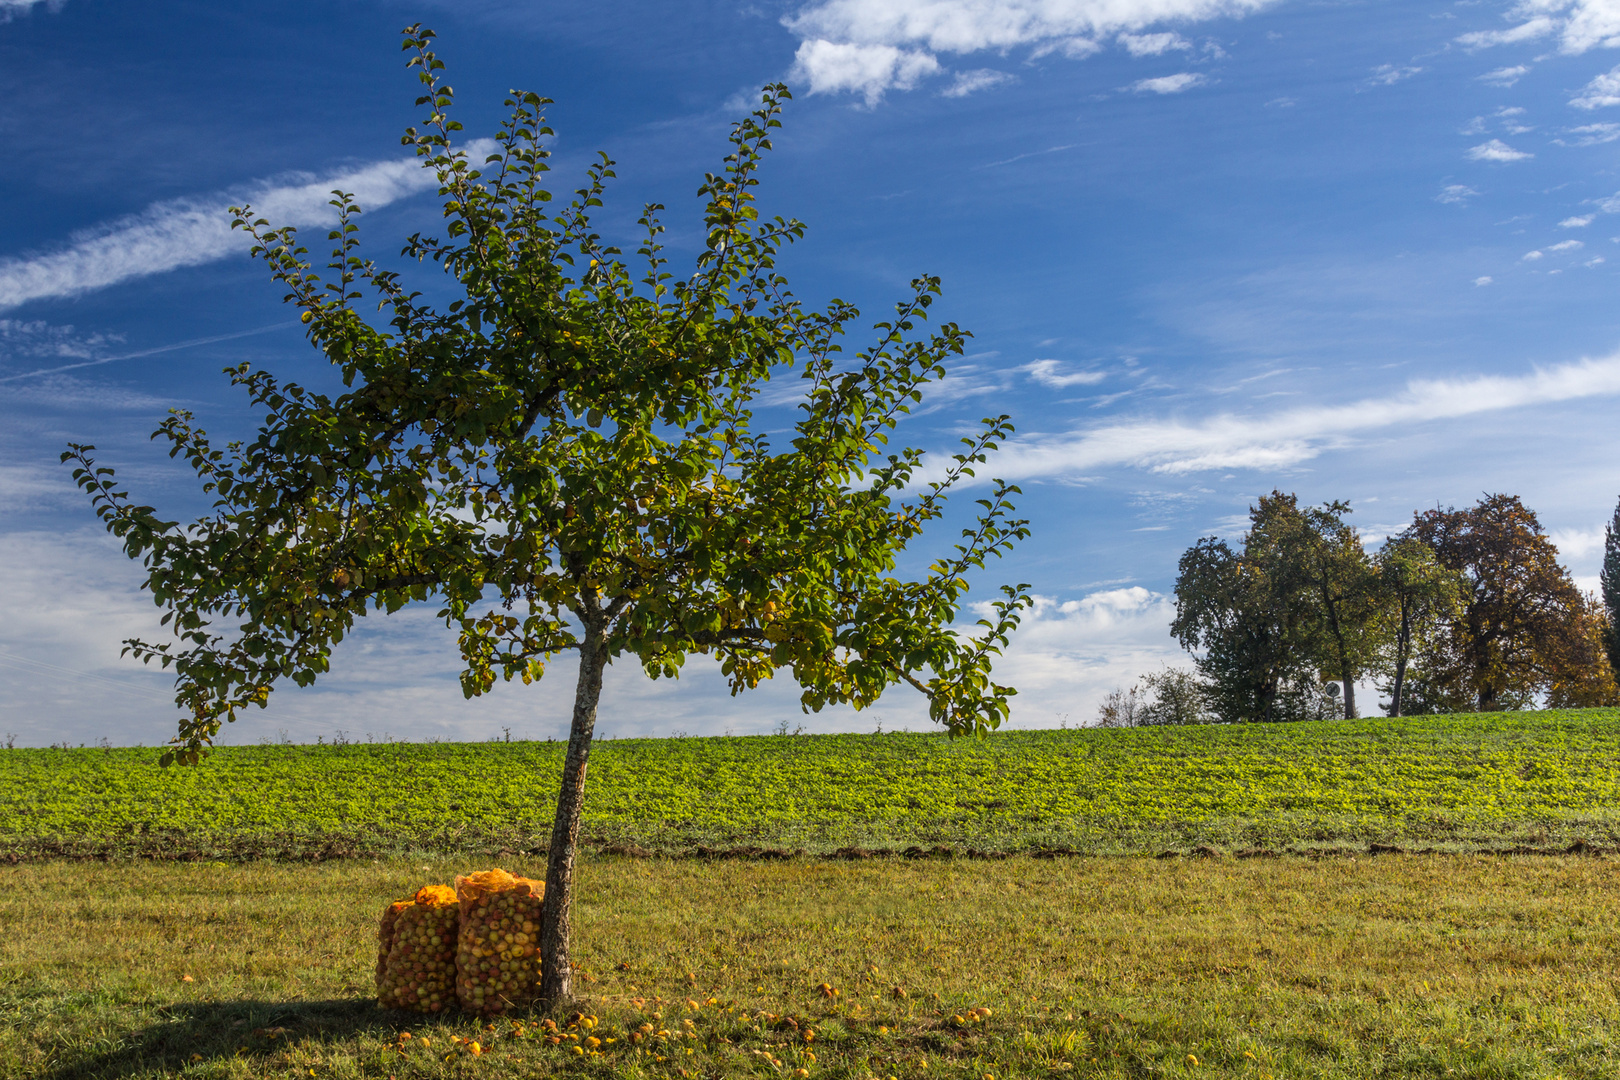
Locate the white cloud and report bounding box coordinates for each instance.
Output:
[1549,0,1620,52]
[1437,184,1480,204]
[1456,1,1620,54]
[1523,248,1546,259]
[0,144,496,312]
[1130,72,1206,94]
[0,0,58,21]
[1561,214,1597,225]
[1588,255,1607,265]
[790,39,941,103]
[1023,359,1107,388]
[968,588,1188,728]
[0,318,120,363]
[1549,238,1586,250]
[1559,121,1620,143]
[940,67,1015,97]
[1467,138,1533,161]
[1461,116,1489,135]
[1367,64,1423,86]
[1474,275,1495,285]
[1029,36,1103,59]
[1572,63,1620,108]
[951,350,1620,480]
[1550,526,1605,559]
[1118,31,1191,56]
[0,527,944,745]
[1457,16,1558,49]
[784,0,1278,100]
[1479,64,1531,86]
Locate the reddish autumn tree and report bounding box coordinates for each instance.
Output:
[1409,494,1615,711]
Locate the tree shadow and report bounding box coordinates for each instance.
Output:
[39,997,439,1080]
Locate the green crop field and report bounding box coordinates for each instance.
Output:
[4,709,1619,860]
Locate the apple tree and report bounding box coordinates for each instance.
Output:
[63,26,1032,1004]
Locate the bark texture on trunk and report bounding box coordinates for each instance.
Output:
[538,616,608,1005]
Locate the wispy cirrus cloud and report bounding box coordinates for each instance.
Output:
[1556,121,1620,143]
[0,143,495,312]
[1366,63,1423,86]
[1118,31,1191,56]
[1130,72,1206,94]
[784,0,1277,102]
[1437,184,1480,205]
[1023,359,1107,388]
[1478,64,1530,86]
[958,351,1620,480]
[940,68,1015,97]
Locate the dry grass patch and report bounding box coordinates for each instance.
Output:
[1,854,1615,1078]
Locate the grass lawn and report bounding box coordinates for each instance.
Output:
[2,853,1615,1079]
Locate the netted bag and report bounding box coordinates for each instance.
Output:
[378,885,460,1012]
[454,868,545,1014]
[375,898,412,988]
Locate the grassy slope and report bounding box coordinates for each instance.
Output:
[2,854,1614,1079]
[3,709,1619,858]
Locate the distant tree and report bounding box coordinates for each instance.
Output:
[1095,668,1213,728]
[1409,494,1610,711]
[1545,594,1620,708]
[1374,534,1465,717]
[1137,667,1214,725]
[1095,683,1145,728]
[1172,492,1340,723]
[62,30,1031,1005]
[1269,498,1383,719]
[1602,496,1620,677]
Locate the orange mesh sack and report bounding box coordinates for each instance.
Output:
[454,868,545,1014]
[378,885,460,1012]
[375,898,412,989]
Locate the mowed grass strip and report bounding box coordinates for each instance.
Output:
[0,854,1614,1078]
[4,709,1620,856]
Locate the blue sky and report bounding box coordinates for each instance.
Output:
[4,0,1620,747]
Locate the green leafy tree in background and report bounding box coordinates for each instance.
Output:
[1173,493,1389,723]
[1373,534,1465,717]
[62,28,1031,1004]
[1276,498,1383,719]
[1172,492,1335,723]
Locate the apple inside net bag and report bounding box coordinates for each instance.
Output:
[376,898,411,990]
[454,868,544,1014]
[377,885,459,1012]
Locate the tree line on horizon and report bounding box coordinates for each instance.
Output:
[1098,492,1620,727]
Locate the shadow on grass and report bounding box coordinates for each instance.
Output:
[41,997,425,1080]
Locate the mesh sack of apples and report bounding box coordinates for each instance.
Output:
[375,884,460,1012]
[454,868,545,1014]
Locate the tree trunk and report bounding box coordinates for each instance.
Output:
[538,614,608,1005]
[1320,581,1356,720]
[1390,600,1411,718]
